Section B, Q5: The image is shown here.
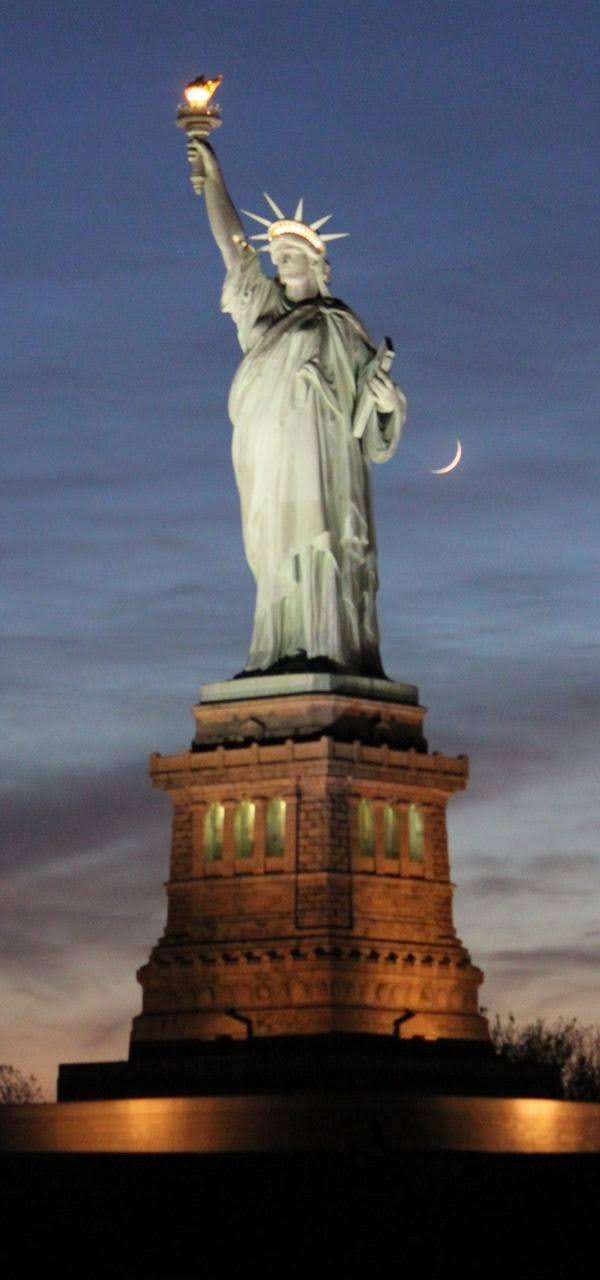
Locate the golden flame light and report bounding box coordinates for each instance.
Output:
[183,75,222,112]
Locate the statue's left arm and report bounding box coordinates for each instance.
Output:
[359,362,407,464]
[319,309,406,462]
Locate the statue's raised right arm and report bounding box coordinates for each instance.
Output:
[187,140,245,272]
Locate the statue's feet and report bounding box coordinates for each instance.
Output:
[233,650,388,680]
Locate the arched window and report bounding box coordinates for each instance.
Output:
[203,802,224,862]
[234,800,255,860]
[383,804,399,860]
[408,804,425,861]
[358,798,375,857]
[266,798,286,857]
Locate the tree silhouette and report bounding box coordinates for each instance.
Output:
[492,1015,600,1101]
[0,1064,44,1104]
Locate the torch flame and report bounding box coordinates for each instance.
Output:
[184,76,222,112]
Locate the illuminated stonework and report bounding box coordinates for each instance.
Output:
[130,683,488,1052]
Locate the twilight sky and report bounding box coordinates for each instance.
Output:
[2,0,599,1097]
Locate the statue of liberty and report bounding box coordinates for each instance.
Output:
[187,139,406,678]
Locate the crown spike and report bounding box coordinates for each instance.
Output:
[241,209,272,227]
[310,214,333,231]
[263,192,286,219]
[241,193,346,255]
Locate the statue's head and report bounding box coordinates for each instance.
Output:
[269,234,331,300]
[243,194,347,301]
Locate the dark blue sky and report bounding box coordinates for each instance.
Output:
[2,0,599,1094]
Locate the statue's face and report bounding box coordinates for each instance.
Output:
[270,238,319,301]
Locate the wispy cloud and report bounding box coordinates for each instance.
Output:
[482,945,600,974]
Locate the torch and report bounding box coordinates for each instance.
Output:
[176,75,223,195]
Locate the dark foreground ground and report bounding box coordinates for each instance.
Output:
[3,1149,598,1275]
[3,1088,599,1276]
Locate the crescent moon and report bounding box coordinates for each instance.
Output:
[431,439,462,475]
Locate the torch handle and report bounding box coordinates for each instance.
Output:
[188,144,206,196]
[176,109,222,198]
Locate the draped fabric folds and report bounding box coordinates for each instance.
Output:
[221,250,405,674]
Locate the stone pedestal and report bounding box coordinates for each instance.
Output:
[129,676,488,1054]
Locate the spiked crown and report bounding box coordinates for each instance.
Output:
[242,193,348,255]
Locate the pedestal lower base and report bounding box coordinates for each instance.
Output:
[58,1034,558,1102]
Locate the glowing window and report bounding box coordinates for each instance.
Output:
[203,802,224,862]
[383,804,399,860]
[408,804,425,861]
[234,800,255,859]
[358,798,375,857]
[266,798,286,857]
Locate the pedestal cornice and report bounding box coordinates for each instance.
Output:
[151,735,468,798]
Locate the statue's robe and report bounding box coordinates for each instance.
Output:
[222,250,405,674]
